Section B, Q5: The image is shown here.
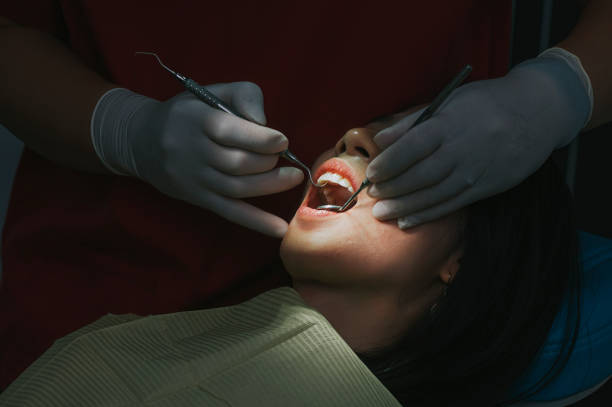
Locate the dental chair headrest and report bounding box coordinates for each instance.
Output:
[508,231,612,405]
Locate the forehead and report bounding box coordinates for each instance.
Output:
[366,110,414,130]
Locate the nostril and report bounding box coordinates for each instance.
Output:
[339,128,377,159]
[355,147,370,158]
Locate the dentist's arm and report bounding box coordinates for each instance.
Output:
[0,17,303,237]
[0,16,113,173]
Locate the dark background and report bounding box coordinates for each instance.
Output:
[513,1,612,404]
[513,0,612,241]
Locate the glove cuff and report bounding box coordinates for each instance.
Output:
[90,88,152,177]
[538,47,594,127]
[512,47,591,148]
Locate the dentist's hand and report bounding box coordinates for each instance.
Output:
[366,52,591,228]
[91,82,304,238]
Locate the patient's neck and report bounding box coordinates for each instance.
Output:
[292,279,438,353]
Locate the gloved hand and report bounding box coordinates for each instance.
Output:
[366,49,592,228]
[91,81,304,238]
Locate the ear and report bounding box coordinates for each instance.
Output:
[439,248,463,285]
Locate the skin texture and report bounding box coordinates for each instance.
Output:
[280,112,464,352]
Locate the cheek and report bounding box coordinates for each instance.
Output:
[359,224,440,286]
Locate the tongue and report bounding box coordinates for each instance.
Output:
[319,184,353,206]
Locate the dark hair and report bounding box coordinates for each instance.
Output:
[357,156,581,406]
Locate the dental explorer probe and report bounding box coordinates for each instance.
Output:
[135,52,326,188]
[317,64,473,212]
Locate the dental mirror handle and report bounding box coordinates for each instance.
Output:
[333,64,473,212]
[184,81,320,185]
[337,179,371,212]
[136,51,321,185]
[413,64,472,126]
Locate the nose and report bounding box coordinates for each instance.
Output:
[334,128,381,162]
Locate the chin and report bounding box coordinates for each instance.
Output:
[280,226,358,287]
[281,201,407,289]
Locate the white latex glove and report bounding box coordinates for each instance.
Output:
[91,82,304,238]
[366,48,592,228]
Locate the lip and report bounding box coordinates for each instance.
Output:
[313,158,361,192]
[296,157,363,219]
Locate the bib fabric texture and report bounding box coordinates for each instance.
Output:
[0,287,401,407]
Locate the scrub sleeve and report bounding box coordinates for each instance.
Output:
[0,0,513,389]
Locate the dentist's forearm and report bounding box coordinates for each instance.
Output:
[0,16,115,173]
[557,0,612,130]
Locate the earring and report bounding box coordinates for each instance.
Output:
[430,302,438,314]
[430,283,449,315]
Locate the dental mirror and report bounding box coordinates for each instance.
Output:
[316,179,369,212]
[316,205,341,210]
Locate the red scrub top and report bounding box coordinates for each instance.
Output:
[0,0,512,389]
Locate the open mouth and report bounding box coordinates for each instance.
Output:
[305,159,360,212]
[306,177,357,211]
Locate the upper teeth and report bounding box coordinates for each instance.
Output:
[316,172,354,192]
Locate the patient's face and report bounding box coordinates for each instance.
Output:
[280,110,463,351]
